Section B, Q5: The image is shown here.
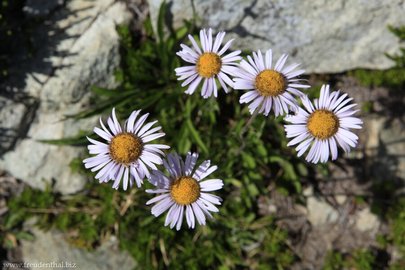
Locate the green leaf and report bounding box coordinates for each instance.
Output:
[242,153,256,169]
[186,119,208,154]
[91,86,119,97]
[226,178,243,188]
[175,25,188,40]
[65,90,135,119]
[269,156,297,180]
[156,0,167,43]
[116,24,132,48]
[14,231,35,241]
[38,134,90,146]
[5,211,26,230]
[257,144,268,158]
[247,183,259,197]
[269,156,301,193]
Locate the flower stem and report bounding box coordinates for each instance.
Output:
[237,110,259,153]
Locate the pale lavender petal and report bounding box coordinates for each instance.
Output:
[94,127,112,141]
[176,206,184,230]
[218,39,234,56]
[191,203,206,225]
[188,34,202,54]
[200,179,223,191]
[186,205,195,229]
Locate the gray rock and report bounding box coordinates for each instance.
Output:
[148,0,405,73]
[304,187,339,226]
[260,188,381,270]
[0,97,27,155]
[0,0,132,194]
[0,94,38,156]
[21,228,136,270]
[378,117,405,180]
[355,207,380,232]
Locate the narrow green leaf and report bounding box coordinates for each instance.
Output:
[91,86,119,97]
[15,231,35,241]
[242,153,256,169]
[156,1,167,43]
[38,133,91,146]
[186,119,208,154]
[65,90,135,119]
[175,25,188,40]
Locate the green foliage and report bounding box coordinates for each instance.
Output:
[388,25,405,41]
[386,198,405,269]
[1,181,295,269]
[361,101,374,113]
[38,130,93,146]
[370,178,398,217]
[1,182,118,249]
[350,26,405,90]
[350,68,405,90]
[370,198,405,269]
[323,249,375,270]
[390,201,405,255]
[323,251,344,270]
[386,25,405,67]
[0,184,54,248]
[349,249,375,270]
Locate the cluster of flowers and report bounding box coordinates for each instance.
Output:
[83,29,362,230]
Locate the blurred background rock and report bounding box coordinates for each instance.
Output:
[149,0,405,72]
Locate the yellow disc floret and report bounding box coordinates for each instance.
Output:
[307,109,340,140]
[255,69,287,97]
[170,176,200,205]
[196,53,222,78]
[109,133,143,165]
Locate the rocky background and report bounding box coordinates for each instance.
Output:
[1,0,132,194]
[149,0,405,73]
[0,0,404,269]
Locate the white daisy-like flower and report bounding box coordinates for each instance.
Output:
[146,152,224,230]
[175,28,242,98]
[83,108,170,190]
[233,49,310,116]
[284,85,363,163]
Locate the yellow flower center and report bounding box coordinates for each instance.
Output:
[109,133,143,165]
[196,53,222,78]
[255,69,287,97]
[307,110,340,140]
[170,176,200,205]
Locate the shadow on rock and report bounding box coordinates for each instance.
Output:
[0,0,95,157]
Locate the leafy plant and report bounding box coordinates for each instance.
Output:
[323,249,375,270]
[1,179,296,269]
[386,198,405,269]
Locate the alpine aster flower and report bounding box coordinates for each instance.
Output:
[83,108,169,190]
[234,49,310,116]
[146,152,223,230]
[284,85,363,163]
[175,28,241,98]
